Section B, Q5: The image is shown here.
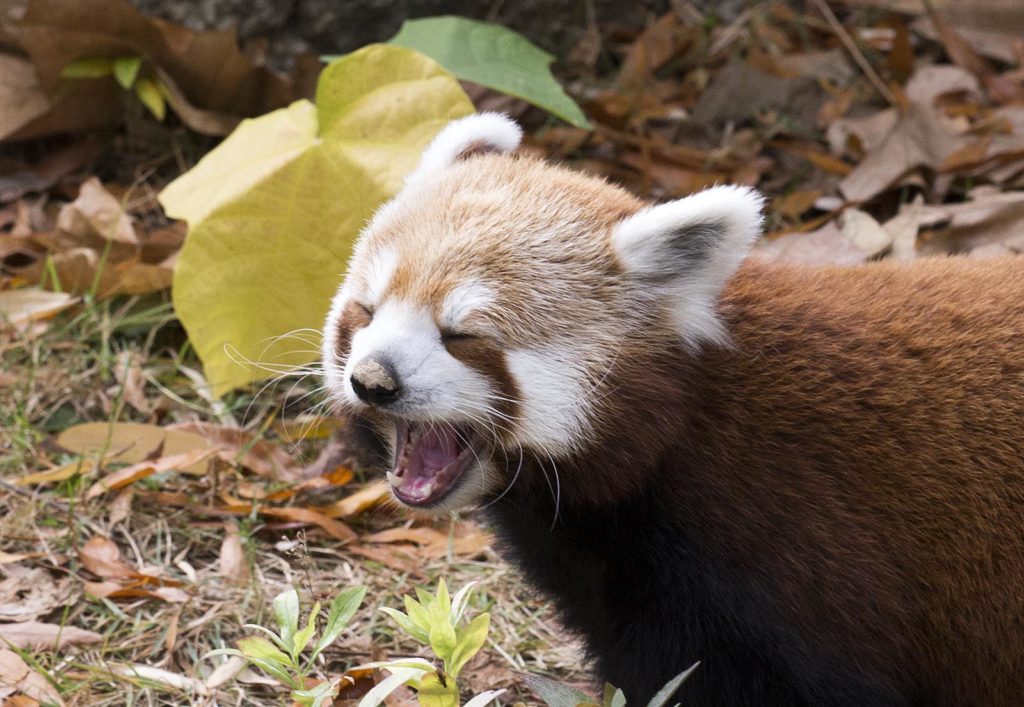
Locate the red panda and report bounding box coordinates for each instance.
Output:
[321,113,1024,706]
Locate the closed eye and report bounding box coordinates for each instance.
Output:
[357,302,375,319]
[440,330,479,343]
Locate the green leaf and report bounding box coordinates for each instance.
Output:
[245,655,302,688]
[427,600,457,666]
[292,680,340,707]
[416,670,459,707]
[449,612,489,677]
[273,588,301,651]
[242,623,290,651]
[435,579,451,617]
[60,58,114,79]
[313,586,366,658]
[113,56,142,89]
[386,16,591,128]
[381,606,430,645]
[159,44,473,396]
[522,674,599,707]
[134,77,166,120]
[404,595,432,639]
[292,600,320,658]
[237,636,292,667]
[645,663,700,707]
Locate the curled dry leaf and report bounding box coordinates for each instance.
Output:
[315,480,391,519]
[218,523,249,584]
[0,565,75,623]
[0,288,77,332]
[79,536,134,579]
[14,457,95,486]
[261,507,356,543]
[84,447,218,499]
[0,620,101,650]
[169,421,300,480]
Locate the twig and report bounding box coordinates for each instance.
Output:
[810,0,899,107]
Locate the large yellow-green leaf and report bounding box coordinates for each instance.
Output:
[160,45,473,396]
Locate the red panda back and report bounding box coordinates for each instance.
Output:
[681,255,1024,703]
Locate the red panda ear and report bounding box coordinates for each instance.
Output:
[612,185,765,348]
[405,113,522,186]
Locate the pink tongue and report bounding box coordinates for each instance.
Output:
[398,425,461,482]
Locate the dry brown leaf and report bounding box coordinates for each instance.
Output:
[886,187,1024,257]
[78,536,134,579]
[0,621,101,650]
[169,421,300,480]
[107,664,209,696]
[774,190,823,219]
[107,487,134,526]
[84,447,217,499]
[218,523,249,584]
[0,565,74,623]
[13,0,296,137]
[261,507,356,543]
[347,545,424,579]
[14,457,94,486]
[56,422,211,472]
[83,581,189,603]
[840,209,893,258]
[56,177,136,246]
[364,525,493,560]
[0,288,77,332]
[0,649,65,706]
[753,222,868,266]
[316,481,391,519]
[0,55,49,142]
[0,553,31,566]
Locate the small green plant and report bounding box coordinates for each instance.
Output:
[524,663,700,707]
[206,585,366,707]
[61,56,171,119]
[360,579,503,707]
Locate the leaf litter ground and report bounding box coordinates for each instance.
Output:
[5,0,1024,704]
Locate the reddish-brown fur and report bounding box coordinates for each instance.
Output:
[494,254,1024,704]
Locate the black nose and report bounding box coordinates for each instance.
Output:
[350,358,401,406]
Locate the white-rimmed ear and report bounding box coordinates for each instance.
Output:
[612,185,765,348]
[405,113,522,186]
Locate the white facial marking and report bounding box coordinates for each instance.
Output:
[363,246,399,305]
[506,347,591,456]
[440,281,496,332]
[344,300,494,422]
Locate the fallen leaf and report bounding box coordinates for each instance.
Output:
[56,177,136,246]
[753,222,868,265]
[0,649,65,706]
[347,545,424,579]
[84,447,218,499]
[316,481,391,518]
[78,536,134,579]
[169,421,299,480]
[107,487,134,526]
[218,523,249,584]
[107,664,209,696]
[0,288,77,330]
[261,507,356,542]
[0,55,50,142]
[840,209,893,258]
[0,565,74,623]
[56,422,211,472]
[14,458,95,486]
[83,581,190,603]
[0,553,31,566]
[204,655,247,690]
[0,621,101,650]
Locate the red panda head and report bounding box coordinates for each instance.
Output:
[322,114,764,511]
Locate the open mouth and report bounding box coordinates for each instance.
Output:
[387,420,477,507]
